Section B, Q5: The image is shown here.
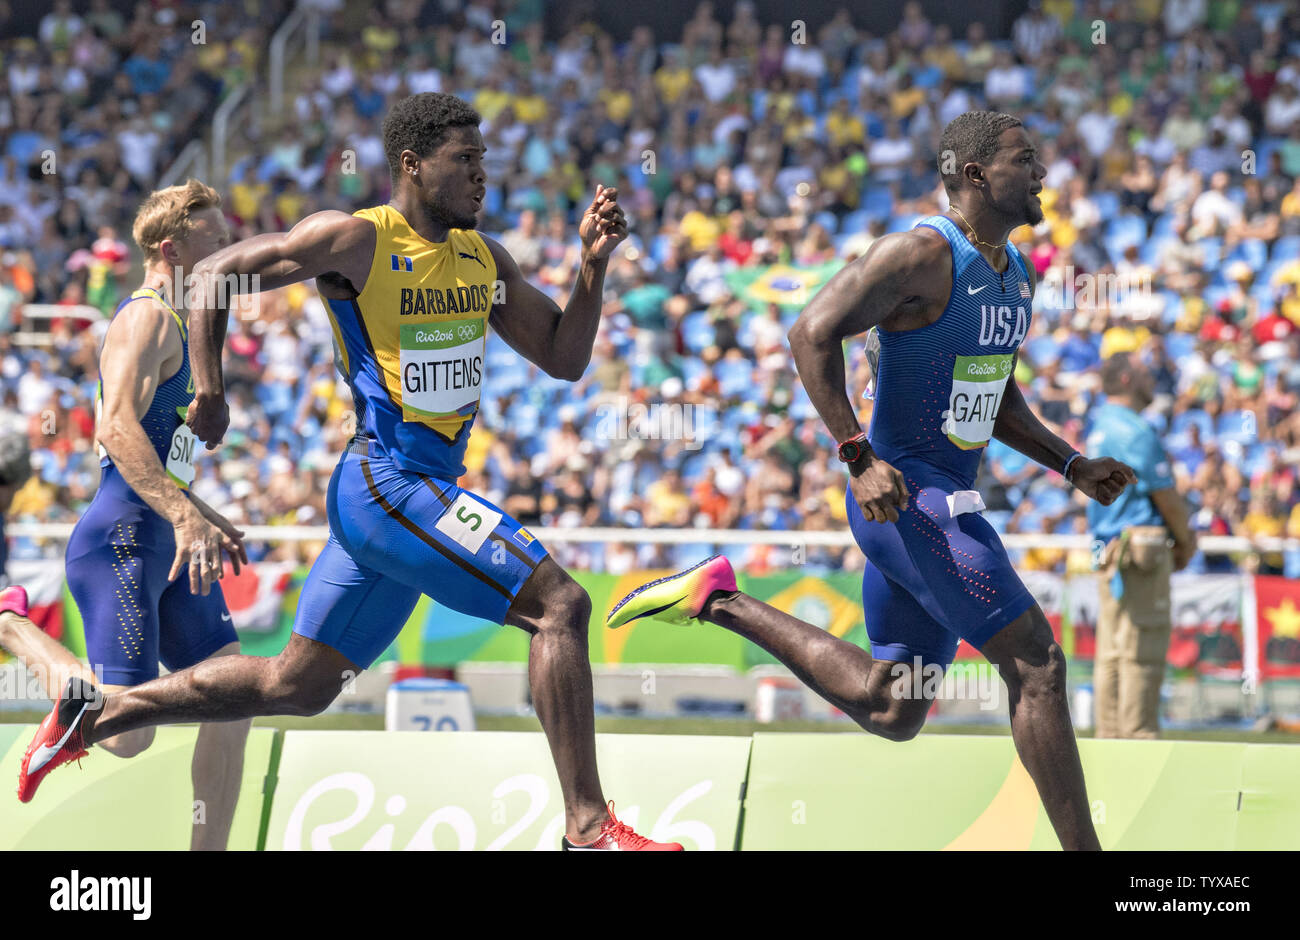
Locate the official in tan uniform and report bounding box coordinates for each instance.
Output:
[1084,354,1196,738]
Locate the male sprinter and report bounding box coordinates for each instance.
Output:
[2,179,251,850]
[21,94,678,850]
[608,112,1136,851]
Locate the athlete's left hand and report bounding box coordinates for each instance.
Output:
[1068,456,1137,506]
[579,184,627,260]
[186,392,229,451]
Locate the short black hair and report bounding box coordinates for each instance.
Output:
[382,93,481,180]
[937,111,1024,193]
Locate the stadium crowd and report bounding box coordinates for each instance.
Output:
[2,0,1300,578]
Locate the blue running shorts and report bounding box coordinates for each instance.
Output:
[845,458,1036,667]
[293,445,549,668]
[66,465,237,686]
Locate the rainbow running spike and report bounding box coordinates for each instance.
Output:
[606,555,737,629]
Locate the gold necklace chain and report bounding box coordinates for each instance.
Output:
[949,205,1006,251]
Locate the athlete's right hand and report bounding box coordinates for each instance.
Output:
[849,456,910,524]
[170,506,226,596]
[186,393,229,451]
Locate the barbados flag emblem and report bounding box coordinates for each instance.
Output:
[390,254,414,272]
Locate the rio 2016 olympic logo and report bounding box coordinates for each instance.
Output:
[457,325,478,342]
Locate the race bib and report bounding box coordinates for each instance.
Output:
[434,491,502,555]
[166,407,197,488]
[942,354,1013,450]
[399,319,485,422]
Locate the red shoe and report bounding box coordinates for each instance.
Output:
[561,802,685,851]
[0,584,29,618]
[17,677,99,803]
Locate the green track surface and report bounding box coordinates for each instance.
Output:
[6,711,1296,742]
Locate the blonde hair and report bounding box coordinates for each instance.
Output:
[131,178,223,263]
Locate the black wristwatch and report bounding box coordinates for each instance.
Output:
[837,432,870,465]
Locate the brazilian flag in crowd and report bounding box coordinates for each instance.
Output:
[725,260,844,313]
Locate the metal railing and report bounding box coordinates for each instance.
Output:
[4,523,1294,555]
[269,2,323,118]
[157,139,209,190]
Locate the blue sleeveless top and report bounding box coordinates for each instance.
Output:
[97,287,197,488]
[867,215,1033,490]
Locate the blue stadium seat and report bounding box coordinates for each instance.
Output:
[861,186,894,218]
[1216,410,1258,445]
[1091,191,1120,220]
[886,213,923,233]
[1151,212,1178,241]
[681,312,715,353]
[840,207,873,233]
[1225,239,1267,270]
[1170,409,1213,439]
[1270,234,1300,262]
[716,358,754,397]
[1160,290,1184,326]
[1197,237,1222,268]
[813,210,839,234]
[1105,214,1146,243]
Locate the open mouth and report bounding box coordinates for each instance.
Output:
[471,190,485,209]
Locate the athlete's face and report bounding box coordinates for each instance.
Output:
[412,124,487,230]
[982,127,1045,226]
[162,206,230,273]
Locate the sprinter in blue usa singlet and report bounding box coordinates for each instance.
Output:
[845,214,1038,664]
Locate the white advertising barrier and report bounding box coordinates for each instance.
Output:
[385,678,476,732]
[264,731,752,850]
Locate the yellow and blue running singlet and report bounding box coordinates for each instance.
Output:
[294,206,548,667]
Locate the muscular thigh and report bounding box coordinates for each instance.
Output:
[847,475,1037,655]
[331,452,548,624]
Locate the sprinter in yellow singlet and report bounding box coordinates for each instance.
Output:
[23,93,680,850]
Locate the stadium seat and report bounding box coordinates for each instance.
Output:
[886,213,923,233]
[1091,191,1120,220]
[1170,409,1214,439]
[1225,239,1267,270]
[715,358,754,397]
[681,312,715,353]
[861,187,894,218]
[1269,234,1300,262]
[1216,411,1259,445]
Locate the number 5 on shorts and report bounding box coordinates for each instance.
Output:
[436,492,502,554]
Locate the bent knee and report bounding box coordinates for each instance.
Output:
[540,578,592,631]
[846,695,927,742]
[1009,641,1068,699]
[99,727,156,758]
[869,707,927,742]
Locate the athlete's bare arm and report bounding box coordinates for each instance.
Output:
[990,263,1137,505]
[484,185,626,381]
[788,227,949,523]
[97,300,243,594]
[185,210,376,446]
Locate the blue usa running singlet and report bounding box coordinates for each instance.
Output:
[96,287,199,489]
[846,215,1039,664]
[867,215,1033,490]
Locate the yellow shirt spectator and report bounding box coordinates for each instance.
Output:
[679,210,722,251]
[513,93,548,124]
[230,180,269,222]
[474,88,511,122]
[600,88,633,124]
[1100,324,1151,360]
[890,85,926,120]
[826,111,865,148]
[654,66,692,104]
[275,189,306,226]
